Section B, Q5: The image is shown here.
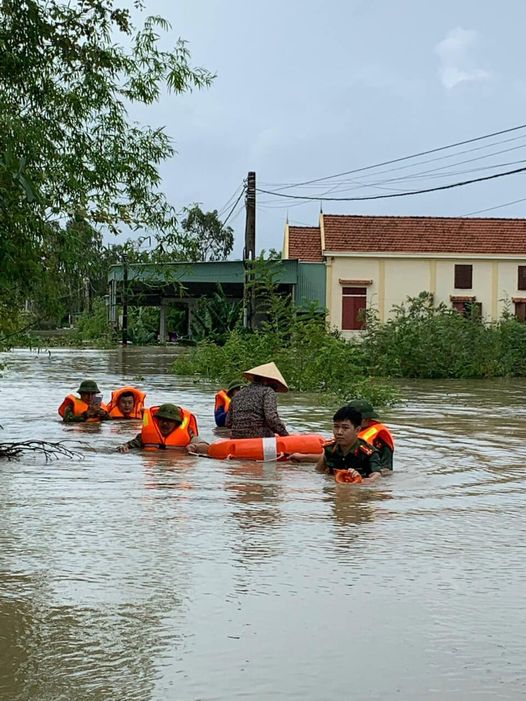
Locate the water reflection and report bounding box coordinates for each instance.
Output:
[328,483,391,528]
[0,575,183,701]
[1,348,526,700]
[141,453,197,492]
[225,463,286,581]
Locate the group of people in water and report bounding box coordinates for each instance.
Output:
[58,361,394,484]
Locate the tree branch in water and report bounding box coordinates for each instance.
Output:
[0,441,84,462]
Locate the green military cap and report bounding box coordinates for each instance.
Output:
[77,379,100,394]
[227,380,243,394]
[156,403,183,422]
[347,399,379,419]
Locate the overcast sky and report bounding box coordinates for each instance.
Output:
[125,0,526,256]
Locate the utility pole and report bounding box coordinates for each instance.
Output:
[121,255,128,346]
[83,278,91,314]
[243,171,256,330]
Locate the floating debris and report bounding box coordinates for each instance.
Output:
[0,440,83,462]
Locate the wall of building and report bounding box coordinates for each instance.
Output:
[326,254,526,336]
[296,263,326,308]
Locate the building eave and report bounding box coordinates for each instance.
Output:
[322,250,526,260]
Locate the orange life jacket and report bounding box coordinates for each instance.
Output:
[214,390,231,413]
[141,406,198,449]
[106,386,146,419]
[359,421,395,452]
[57,394,108,423]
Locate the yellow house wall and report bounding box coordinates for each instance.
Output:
[328,257,432,332]
[435,259,494,313]
[498,261,526,312]
[327,257,380,332]
[327,254,526,335]
[383,260,432,316]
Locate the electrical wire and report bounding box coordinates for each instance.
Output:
[259,133,526,190]
[295,157,526,201]
[317,144,526,193]
[217,182,245,217]
[256,161,526,207]
[227,204,246,226]
[262,144,526,202]
[462,196,526,216]
[258,122,526,192]
[221,186,246,227]
[256,166,526,202]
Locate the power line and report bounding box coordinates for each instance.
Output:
[228,204,246,226]
[245,160,526,208]
[221,186,246,227]
[261,122,526,192]
[462,196,526,216]
[258,136,526,192]
[370,158,526,184]
[258,133,526,190]
[256,166,526,202]
[217,182,245,217]
[302,157,526,201]
[314,145,526,196]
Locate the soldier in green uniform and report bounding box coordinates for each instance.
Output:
[316,405,382,483]
[346,399,394,472]
[59,380,109,423]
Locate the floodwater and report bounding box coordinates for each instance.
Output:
[1,347,525,701]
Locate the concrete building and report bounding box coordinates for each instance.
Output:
[283,214,526,336]
[107,259,325,341]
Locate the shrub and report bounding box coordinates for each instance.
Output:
[362,292,526,378]
[173,314,398,407]
[72,299,115,346]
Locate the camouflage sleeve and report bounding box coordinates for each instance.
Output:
[125,433,144,450]
[63,405,87,423]
[369,448,382,474]
[315,453,329,473]
[376,441,393,471]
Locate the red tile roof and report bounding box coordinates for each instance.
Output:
[287,225,323,261]
[322,215,526,254]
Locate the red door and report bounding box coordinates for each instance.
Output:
[341,287,366,330]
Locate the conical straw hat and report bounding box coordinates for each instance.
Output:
[243,362,289,393]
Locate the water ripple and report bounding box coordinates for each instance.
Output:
[1,348,525,701]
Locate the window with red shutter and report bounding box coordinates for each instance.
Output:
[452,300,466,314]
[342,288,367,330]
[451,296,479,318]
[515,301,526,322]
[454,264,473,289]
[467,302,482,320]
[518,266,526,291]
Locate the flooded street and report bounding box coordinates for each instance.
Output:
[1,347,526,701]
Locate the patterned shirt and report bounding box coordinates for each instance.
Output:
[225,383,289,438]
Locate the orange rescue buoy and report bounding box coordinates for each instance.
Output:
[207,434,327,461]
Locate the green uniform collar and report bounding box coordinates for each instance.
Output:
[333,439,360,456]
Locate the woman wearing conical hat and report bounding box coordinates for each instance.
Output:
[225,362,289,439]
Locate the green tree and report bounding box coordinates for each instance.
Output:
[0,0,213,322]
[181,204,234,261]
[127,204,235,263]
[31,216,105,322]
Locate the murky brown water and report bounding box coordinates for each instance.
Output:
[1,347,525,701]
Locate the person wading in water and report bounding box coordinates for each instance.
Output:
[226,362,290,439]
